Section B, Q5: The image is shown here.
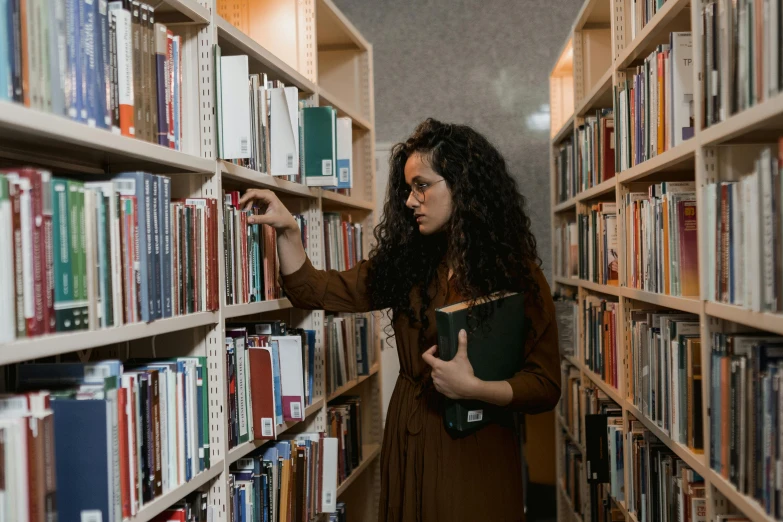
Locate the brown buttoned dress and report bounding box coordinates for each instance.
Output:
[281,255,561,522]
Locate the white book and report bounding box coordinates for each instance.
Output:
[760,147,776,310]
[321,437,339,512]
[273,335,305,420]
[4,175,34,328]
[670,32,694,147]
[335,117,353,189]
[109,2,135,136]
[270,86,300,176]
[0,180,14,343]
[0,417,28,522]
[84,189,98,330]
[769,0,779,99]
[737,180,746,306]
[219,55,251,160]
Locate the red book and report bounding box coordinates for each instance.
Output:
[9,181,25,338]
[342,222,349,269]
[118,387,131,518]
[166,30,175,149]
[248,346,276,440]
[601,118,615,182]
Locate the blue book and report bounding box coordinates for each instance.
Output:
[150,175,161,319]
[82,0,96,125]
[65,0,82,119]
[0,0,11,100]
[51,399,112,522]
[159,176,172,318]
[270,340,283,425]
[94,0,110,127]
[48,0,67,115]
[114,172,153,321]
[305,330,315,401]
[196,363,205,472]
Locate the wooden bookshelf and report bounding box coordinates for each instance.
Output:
[0,0,381,519]
[551,0,783,520]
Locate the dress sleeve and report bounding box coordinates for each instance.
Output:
[279,255,373,313]
[503,264,562,414]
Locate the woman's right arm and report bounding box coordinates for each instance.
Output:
[239,189,373,313]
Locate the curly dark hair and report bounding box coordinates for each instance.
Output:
[366,118,542,340]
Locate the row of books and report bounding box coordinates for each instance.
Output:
[0,169,218,344]
[0,0,184,148]
[328,398,364,486]
[554,293,578,358]
[615,32,694,172]
[553,221,578,279]
[214,51,355,190]
[628,311,703,452]
[225,321,316,449]
[555,140,575,203]
[325,313,375,395]
[3,357,209,522]
[229,436,340,522]
[583,296,620,389]
[577,202,619,286]
[629,0,669,43]
[581,388,622,522]
[562,442,586,517]
[701,0,783,128]
[574,109,615,193]
[560,364,582,443]
[709,332,783,517]
[704,141,783,312]
[221,190,306,305]
[624,181,699,297]
[324,213,364,272]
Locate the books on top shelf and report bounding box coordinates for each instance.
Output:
[325,313,375,395]
[0,169,218,344]
[554,220,578,279]
[0,0,184,148]
[224,321,316,448]
[704,141,783,312]
[629,0,671,42]
[615,32,694,172]
[624,181,699,297]
[700,0,782,127]
[10,357,210,522]
[582,295,620,389]
[628,310,702,451]
[709,331,783,517]
[575,109,615,192]
[323,213,363,272]
[328,397,363,486]
[229,434,339,522]
[578,202,619,286]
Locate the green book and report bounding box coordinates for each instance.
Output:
[300,106,338,187]
[436,292,527,436]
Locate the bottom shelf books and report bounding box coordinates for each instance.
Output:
[4,358,210,522]
[328,397,363,485]
[229,435,340,522]
[225,321,317,449]
[562,442,586,518]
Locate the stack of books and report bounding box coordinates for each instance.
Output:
[583,296,620,389]
[323,213,364,272]
[325,313,375,395]
[703,141,783,311]
[700,0,782,128]
[10,358,210,522]
[224,321,316,448]
[228,435,339,522]
[615,32,694,171]
[0,0,185,148]
[628,311,702,451]
[578,202,619,286]
[0,169,218,343]
[328,397,363,485]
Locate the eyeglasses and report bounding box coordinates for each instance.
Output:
[403,179,445,203]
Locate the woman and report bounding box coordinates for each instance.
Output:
[239,118,561,522]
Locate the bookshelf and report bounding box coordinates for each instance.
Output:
[0,0,381,521]
[551,0,783,520]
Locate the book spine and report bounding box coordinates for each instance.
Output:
[40,171,54,334]
[154,22,168,147]
[131,1,142,139]
[10,181,25,338]
[110,2,134,136]
[160,177,171,318]
[150,175,160,319]
[166,29,173,148]
[48,0,67,115]
[172,35,180,150]
[108,13,119,132]
[82,0,96,125]
[96,0,111,129]
[145,4,155,143]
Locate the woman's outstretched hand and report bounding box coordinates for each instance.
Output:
[238,189,298,234]
[422,330,480,400]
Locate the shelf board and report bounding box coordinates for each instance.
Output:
[579,279,623,297]
[575,68,614,117]
[620,288,701,314]
[626,403,706,475]
[554,198,577,213]
[226,399,325,465]
[704,301,783,336]
[709,469,778,522]
[0,101,216,174]
[131,462,224,522]
[320,189,375,211]
[224,298,293,319]
[327,363,379,402]
[318,87,372,131]
[0,312,219,365]
[552,114,575,145]
[336,443,381,497]
[617,139,697,184]
[699,92,783,146]
[316,0,370,51]
[557,414,585,454]
[582,367,624,404]
[215,16,317,95]
[220,162,316,199]
[576,177,617,202]
[573,0,612,30]
[554,276,581,286]
[153,0,210,25]
[614,0,691,70]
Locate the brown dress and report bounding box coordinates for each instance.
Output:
[281,255,561,522]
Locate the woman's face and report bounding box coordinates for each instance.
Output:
[403,152,453,235]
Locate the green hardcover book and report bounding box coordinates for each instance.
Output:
[66,180,88,330]
[300,106,338,187]
[436,292,527,436]
[76,183,88,329]
[52,179,76,331]
[196,356,210,469]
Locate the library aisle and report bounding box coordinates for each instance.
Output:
[551,0,783,521]
[0,0,381,521]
